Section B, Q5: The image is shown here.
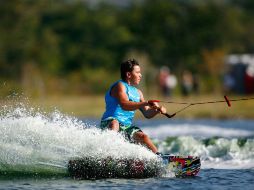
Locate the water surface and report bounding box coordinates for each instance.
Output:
[0,105,253,189]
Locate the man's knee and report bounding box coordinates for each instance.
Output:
[134,132,148,142]
[109,120,120,131]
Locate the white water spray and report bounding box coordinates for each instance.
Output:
[0,104,157,175]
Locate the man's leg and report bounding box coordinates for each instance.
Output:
[108,119,120,132]
[132,131,158,153]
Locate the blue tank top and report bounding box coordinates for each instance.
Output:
[101,80,140,126]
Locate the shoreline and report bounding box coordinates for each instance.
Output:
[1,94,254,119]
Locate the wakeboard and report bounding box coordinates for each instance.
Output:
[68,155,201,179]
[161,155,201,177]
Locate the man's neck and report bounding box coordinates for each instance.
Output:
[123,79,132,86]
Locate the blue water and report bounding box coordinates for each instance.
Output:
[0,105,254,189]
[0,169,253,190]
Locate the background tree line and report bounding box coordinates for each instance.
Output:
[0,0,253,97]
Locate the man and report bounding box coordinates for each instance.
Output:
[100,59,167,155]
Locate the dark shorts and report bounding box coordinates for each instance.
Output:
[100,117,142,141]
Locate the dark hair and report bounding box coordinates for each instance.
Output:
[120,59,139,80]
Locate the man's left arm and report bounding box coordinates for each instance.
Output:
[138,90,167,119]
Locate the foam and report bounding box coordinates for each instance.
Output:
[0,105,157,174]
[143,124,254,139]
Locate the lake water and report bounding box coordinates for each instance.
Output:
[0,105,253,189]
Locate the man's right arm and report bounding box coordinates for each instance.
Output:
[111,82,148,111]
[138,90,165,118]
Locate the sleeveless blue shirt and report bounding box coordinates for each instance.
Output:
[101,80,140,126]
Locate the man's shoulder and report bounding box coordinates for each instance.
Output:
[113,80,125,89]
[110,80,126,96]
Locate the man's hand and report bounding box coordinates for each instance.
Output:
[148,100,167,114]
[159,106,167,114]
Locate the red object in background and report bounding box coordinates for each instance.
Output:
[245,73,254,94]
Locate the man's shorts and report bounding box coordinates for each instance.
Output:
[100,117,142,141]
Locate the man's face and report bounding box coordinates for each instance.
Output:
[127,65,142,85]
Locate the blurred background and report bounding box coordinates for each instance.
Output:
[0,0,254,118]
